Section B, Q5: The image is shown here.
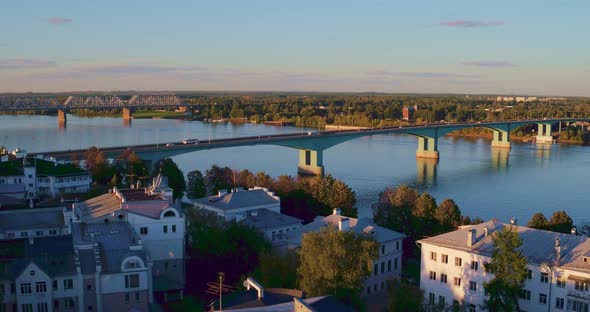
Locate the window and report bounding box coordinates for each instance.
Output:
[427,270,439,281]
[373,284,377,292]
[540,272,549,283]
[439,296,445,306]
[557,278,566,288]
[366,287,370,295]
[471,261,478,271]
[468,304,476,312]
[163,210,176,217]
[519,289,531,300]
[526,269,532,279]
[381,262,385,274]
[35,231,43,236]
[125,274,139,289]
[20,282,31,294]
[387,260,391,272]
[469,281,477,291]
[539,293,547,305]
[396,241,399,251]
[394,258,398,270]
[7,233,14,238]
[453,277,461,287]
[88,305,93,311]
[455,257,462,267]
[135,292,140,301]
[53,280,58,290]
[555,297,564,310]
[381,282,384,290]
[37,303,48,312]
[125,260,140,269]
[49,230,57,235]
[140,227,148,235]
[35,282,47,293]
[163,225,168,233]
[21,304,33,312]
[374,263,378,276]
[381,245,385,255]
[172,225,176,233]
[440,274,447,284]
[63,279,73,289]
[430,252,437,261]
[125,293,130,304]
[575,281,589,291]
[0,284,4,294]
[20,232,28,237]
[429,293,435,304]
[441,254,448,264]
[567,299,589,312]
[64,298,74,309]
[10,283,15,294]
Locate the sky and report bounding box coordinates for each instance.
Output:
[0,0,589,96]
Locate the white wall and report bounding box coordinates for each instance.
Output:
[100,271,149,295]
[126,209,185,261]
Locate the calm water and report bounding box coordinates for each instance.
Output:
[2,115,589,225]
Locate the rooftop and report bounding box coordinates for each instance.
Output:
[240,209,302,230]
[419,220,590,272]
[34,158,88,177]
[217,295,357,312]
[0,159,23,176]
[191,188,279,211]
[0,207,64,232]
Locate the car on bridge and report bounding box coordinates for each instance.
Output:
[182,138,199,144]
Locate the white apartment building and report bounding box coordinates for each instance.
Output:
[185,187,280,222]
[291,209,404,296]
[419,220,590,312]
[0,157,91,200]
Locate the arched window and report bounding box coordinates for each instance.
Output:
[163,211,176,218]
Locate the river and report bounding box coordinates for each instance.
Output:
[2,115,589,225]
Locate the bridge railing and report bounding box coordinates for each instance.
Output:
[0,96,61,110]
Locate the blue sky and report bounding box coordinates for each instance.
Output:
[1,0,589,95]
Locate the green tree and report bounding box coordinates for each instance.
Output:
[373,185,417,234]
[252,250,298,289]
[255,171,274,188]
[388,279,423,312]
[527,212,548,230]
[483,225,527,312]
[548,210,574,234]
[236,169,256,189]
[186,170,207,199]
[157,158,186,200]
[435,199,462,231]
[205,165,233,194]
[298,227,378,303]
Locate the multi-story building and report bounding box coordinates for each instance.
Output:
[0,157,91,200]
[0,207,68,240]
[240,208,302,249]
[419,219,590,312]
[185,187,280,222]
[291,209,404,296]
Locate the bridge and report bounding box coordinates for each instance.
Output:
[28,118,589,176]
[0,95,188,126]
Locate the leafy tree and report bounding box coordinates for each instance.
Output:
[114,150,146,186]
[388,279,423,312]
[157,158,186,200]
[308,175,357,217]
[186,170,207,199]
[548,210,574,234]
[255,171,274,188]
[272,175,297,195]
[413,192,437,219]
[252,250,298,289]
[527,212,548,230]
[374,185,418,234]
[483,226,527,312]
[85,146,107,176]
[435,199,462,231]
[298,227,378,302]
[236,169,256,189]
[205,164,233,194]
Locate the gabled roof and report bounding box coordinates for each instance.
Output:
[75,193,121,222]
[192,189,279,211]
[418,220,590,272]
[240,209,302,230]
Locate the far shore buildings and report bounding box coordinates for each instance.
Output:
[0,157,91,200]
[291,209,404,296]
[0,175,185,312]
[419,220,590,312]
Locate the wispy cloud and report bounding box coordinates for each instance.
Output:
[437,20,504,28]
[75,64,208,74]
[47,17,73,25]
[461,61,514,67]
[0,59,56,70]
[367,71,480,79]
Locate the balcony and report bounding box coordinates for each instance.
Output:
[567,290,590,302]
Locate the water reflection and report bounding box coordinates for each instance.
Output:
[491,148,509,171]
[123,118,132,128]
[416,157,438,186]
[536,143,552,159]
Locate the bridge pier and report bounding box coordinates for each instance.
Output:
[416,157,438,185]
[178,106,187,113]
[416,137,439,159]
[297,149,324,176]
[491,147,509,170]
[58,109,67,127]
[536,123,553,144]
[491,130,511,148]
[123,108,132,121]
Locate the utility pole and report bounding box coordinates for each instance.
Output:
[218,272,224,311]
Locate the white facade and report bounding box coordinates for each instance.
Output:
[127,208,185,262]
[419,220,590,312]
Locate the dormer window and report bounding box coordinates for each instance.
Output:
[125,260,140,269]
[163,211,176,218]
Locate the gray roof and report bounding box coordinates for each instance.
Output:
[0,235,77,280]
[0,184,25,195]
[77,248,97,275]
[71,222,147,274]
[0,207,64,232]
[292,214,404,246]
[418,220,590,272]
[240,209,302,230]
[192,189,279,211]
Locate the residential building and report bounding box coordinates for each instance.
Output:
[402,106,415,121]
[240,208,302,249]
[419,219,590,311]
[185,187,280,222]
[0,207,68,240]
[0,157,91,200]
[291,209,404,296]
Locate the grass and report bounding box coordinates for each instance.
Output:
[132,111,186,119]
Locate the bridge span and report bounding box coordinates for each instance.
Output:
[28,118,588,176]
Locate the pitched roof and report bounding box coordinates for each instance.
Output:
[240,209,302,230]
[418,220,590,272]
[74,193,121,222]
[192,189,279,211]
[0,184,25,195]
[0,207,64,232]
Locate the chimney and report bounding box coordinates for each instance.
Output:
[571,227,577,235]
[467,229,476,247]
[339,218,350,231]
[509,217,517,225]
[484,226,489,238]
[332,208,341,215]
[555,238,561,263]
